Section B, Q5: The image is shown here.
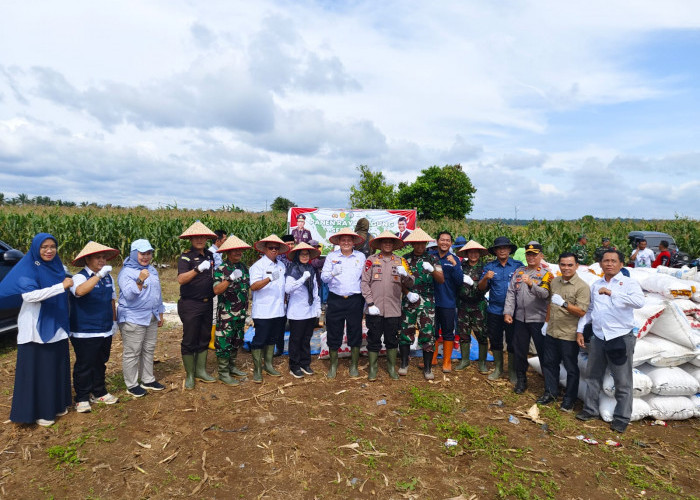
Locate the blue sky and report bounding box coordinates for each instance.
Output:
[1,0,699,219]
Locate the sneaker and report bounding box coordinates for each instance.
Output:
[536,393,556,405]
[76,401,92,413]
[575,411,598,422]
[90,393,119,405]
[289,368,304,379]
[560,399,574,412]
[56,408,69,417]
[127,385,147,398]
[36,419,55,427]
[300,365,314,376]
[141,380,166,391]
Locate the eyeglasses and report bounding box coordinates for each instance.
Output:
[267,246,280,251]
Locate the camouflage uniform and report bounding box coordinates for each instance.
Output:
[398,252,440,351]
[457,260,487,344]
[213,261,250,358]
[570,243,588,265]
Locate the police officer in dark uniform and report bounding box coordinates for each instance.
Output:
[177,221,218,389]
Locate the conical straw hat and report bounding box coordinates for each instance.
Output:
[179,220,217,239]
[254,234,291,254]
[457,239,489,258]
[217,234,252,252]
[369,230,405,251]
[72,241,119,267]
[328,227,365,246]
[403,227,435,244]
[287,242,321,261]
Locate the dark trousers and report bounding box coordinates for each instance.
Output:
[435,306,456,342]
[512,320,545,376]
[542,335,580,401]
[275,316,287,355]
[252,317,285,349]
[178,298,214,355]
[326,292,364,350]
[365,315,401,351]
[70,336,113,402]
[487,312,514,352]
[288,318,316,370]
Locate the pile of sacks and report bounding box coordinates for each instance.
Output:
[530,264,700,421]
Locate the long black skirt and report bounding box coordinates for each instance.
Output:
[10,339,72,423]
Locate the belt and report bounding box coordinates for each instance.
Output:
[330,292,360,300]
[181,297,211,303]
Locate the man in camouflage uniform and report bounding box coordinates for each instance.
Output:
[570,234,589,265]
[594,237,616,263]
[455,240,489,373]
[212,236,252,385]
[398,229,444,380]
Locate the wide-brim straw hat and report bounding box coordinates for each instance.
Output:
[403,228,435,244]
[328,227,365,246]
[369,230,405,251]
[179,220,218,239]
[456,240,489,258]
[254,234,291,254]
[72,241,119,267]
[287,242,321,261]
[217,235,252,253]
[488,236,517,256]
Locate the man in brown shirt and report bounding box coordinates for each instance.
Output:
[537,252,590,411]
[361,231,414,381]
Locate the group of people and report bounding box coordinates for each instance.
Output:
[0,223,644,434]
[573,234,672,268]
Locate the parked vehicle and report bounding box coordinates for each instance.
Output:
[0,240,24,335]
[627,231,691,268]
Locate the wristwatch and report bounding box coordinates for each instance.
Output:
[136,278,144,285]
[561,301,569,309]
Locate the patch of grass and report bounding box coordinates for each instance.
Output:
[408,386,457,415]
[537,405,577,433]
[188,474,201,482]
[396,477,418,491]
[106,372,127,392]
[47,445,80,466]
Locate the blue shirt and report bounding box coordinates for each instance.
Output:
[117,266,165,326]
[428,250,463,308]
[481,257,521,314]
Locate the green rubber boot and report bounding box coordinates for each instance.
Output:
[386,348,399,380]
[218,357,239,386]
[368,351,378,381]
[228,348,247,378]
[194,351,216,383]
[251,349,263,383]
[327,350,338,379]
[182,354,196,389]
[454,342,471,370]
[488,350,504,381]
[263,345,281,376]
[507,352,517,384]
[477,343,489,374]
[349,347,360,378]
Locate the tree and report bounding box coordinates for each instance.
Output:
[349,165,397,209]
[397,164,476,219]
[270,196,296,212]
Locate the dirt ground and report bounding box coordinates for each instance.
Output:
[0,318,699,500]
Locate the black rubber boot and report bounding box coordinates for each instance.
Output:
[397,345,410,376]
[422,350,434,380]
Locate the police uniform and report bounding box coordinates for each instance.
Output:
[177,248,216,355]
[292,227,312,244]
[361,253,414,352]
[398,252,441,351]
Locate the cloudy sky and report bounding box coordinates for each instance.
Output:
[1,1,699,219]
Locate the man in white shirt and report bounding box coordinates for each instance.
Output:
[630,239,654,268]
[208,230,227,268]
[576,249,644,433]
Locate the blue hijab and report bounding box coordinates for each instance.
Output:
[123,249,148,270]
[0,233,69,342]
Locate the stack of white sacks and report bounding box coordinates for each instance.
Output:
[529,263,700,421]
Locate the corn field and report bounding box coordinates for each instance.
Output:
[0,207,698,264]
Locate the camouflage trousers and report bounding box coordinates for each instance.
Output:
[398,297,436,351]
[215,315,246,358]
[457,301,488,345]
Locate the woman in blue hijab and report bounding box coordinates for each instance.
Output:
[0,233,74,426]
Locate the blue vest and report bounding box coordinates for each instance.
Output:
[69,269,113,333]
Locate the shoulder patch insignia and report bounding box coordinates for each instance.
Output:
[181,256,191,262]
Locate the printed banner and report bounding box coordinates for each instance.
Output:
[288,208,417,253]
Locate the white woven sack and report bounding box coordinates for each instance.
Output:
[691,355,700,368]
[602,368,652,398]
[680,363,700,385]
[578,379,588,401]
[598,394,650,422]
[641,273,695,300]
[627,267,656,288]
[643,394,697,420]
[643,334,697,367]
[633,336,665,367]
[526,356,568,385]
[649,302,697,349]
[633,295,666,339]
[690,394,700,417]
[638,364,700,396]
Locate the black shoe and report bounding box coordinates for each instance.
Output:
[575,411,598,422]
[560,399,574,412]
[300,365,314,376]
[536,393,556,405]
[141,380,165,391]
[513,377,527,394]
[127,385,147,398]
[610,420,628,433]
[289,368,304,379]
